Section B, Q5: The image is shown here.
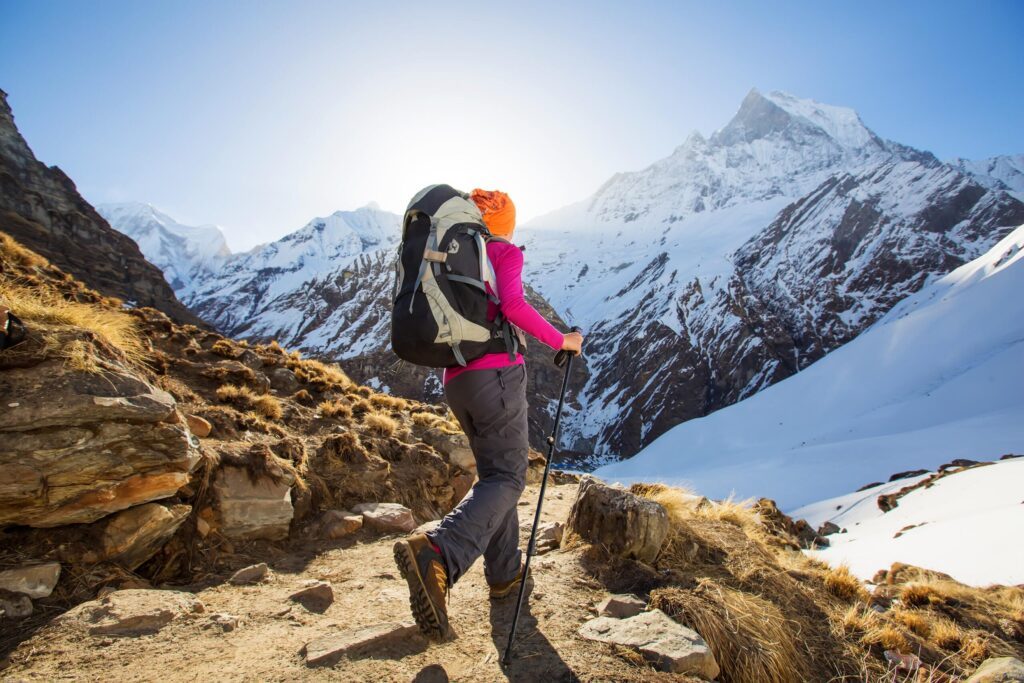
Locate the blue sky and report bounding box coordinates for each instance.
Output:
[1,0,1022,249]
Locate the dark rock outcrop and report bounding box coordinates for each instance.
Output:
[0,89,199,324]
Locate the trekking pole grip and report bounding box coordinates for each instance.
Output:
[554,326,582,368]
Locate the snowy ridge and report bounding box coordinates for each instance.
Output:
[594,224,1024,510]
[183,205,399,339]
[793,459,1024,586]
[98,202,231,292]
[951,153,1024,202]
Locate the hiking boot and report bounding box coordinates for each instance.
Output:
[489,565,529,600]
[393,534,449,638]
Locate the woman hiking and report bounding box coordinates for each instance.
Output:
[393,188,584,639]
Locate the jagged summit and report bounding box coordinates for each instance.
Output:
[715,89,883,153]
[98,202,231,293]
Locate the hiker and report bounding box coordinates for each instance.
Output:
[393,189,583,638]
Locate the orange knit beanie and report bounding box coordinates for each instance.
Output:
[470,189,516,239]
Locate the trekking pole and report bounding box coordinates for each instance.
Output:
[502,327,580,667]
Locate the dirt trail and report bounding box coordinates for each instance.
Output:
[4,482,695,682]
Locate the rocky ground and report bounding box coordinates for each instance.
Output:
[1,482,706,682]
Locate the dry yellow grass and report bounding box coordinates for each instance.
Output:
[370,393,408,411]
[901,583,940,607]
[251,394,283,421]
[289,357,353,390]
[0,232,48,268]
[210,338,239,358]
[351,398,372,416]
[823,565,868,603]
[652,581,803,683]
[318,399,353,419]
[0,279,146,368]
[861,623,910,652]
[891,607,932,637]
[216,383,257,404]
[364,412,398,437]
[215,384,282,421]
[932,618,963,650]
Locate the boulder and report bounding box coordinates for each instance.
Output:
[89,503,191,570]
[320,510,363,539]
[352,503,416,534]
[290,581,334,613]
[566,476,669,563]
[268,367,300,394]
[228,563,269,586]
[185,414,213,438]
[818,521,841,537]
[420,429,474,472]
[596,593,646,619]
[0,589,33,619]
[965,657,1024,683]
[304,622,425,667]
[213,465,294,541]
[0,361,199,527]
[0,562,61,598]
[578,609,719,678]
[54,589,204,636]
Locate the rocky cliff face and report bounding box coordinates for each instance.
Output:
[519,89,1024,462]
[0,90,199,324]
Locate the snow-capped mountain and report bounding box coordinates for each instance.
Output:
[98,202,231,292]
[950,153,1024,202]
[183,204,398,338]
[518,89,1024,462]
[594,224,1024,509]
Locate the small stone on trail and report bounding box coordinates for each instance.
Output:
[0,590,33,619]
[320,510,363,539]
[304,621,425,667]
[289,581,334,613]
[229,563,269,586]
[578,608,719,678]
[54,589,204,636]
[535,521,564,554]
[351,503,416,534]
[596,593,646,618]
[205,612,241,632]
[0,562,61,599]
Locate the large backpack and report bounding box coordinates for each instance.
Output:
[391,184,519,367]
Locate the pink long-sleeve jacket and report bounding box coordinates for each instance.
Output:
[442,240,564,385]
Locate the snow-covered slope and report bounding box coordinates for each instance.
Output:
[520,89,1024,461]
[183,204,398,339]
[594,225,1024,510]
[951,153,1024,202]
[98,202,231,292]
[793,458,1024,586]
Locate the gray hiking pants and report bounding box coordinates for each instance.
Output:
[427,364,529,587]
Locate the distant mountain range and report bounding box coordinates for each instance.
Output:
[101,89,1024,466]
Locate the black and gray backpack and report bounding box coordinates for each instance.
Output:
[391,184,520,368]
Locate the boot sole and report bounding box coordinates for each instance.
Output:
[393,540,449,639]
